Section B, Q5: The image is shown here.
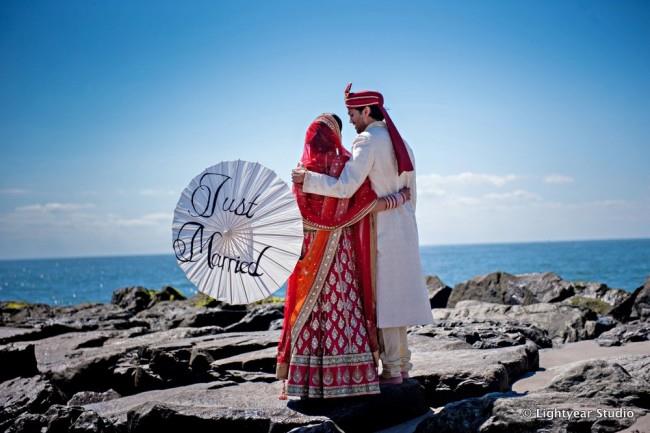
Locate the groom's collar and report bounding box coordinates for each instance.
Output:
[366,120,386,130]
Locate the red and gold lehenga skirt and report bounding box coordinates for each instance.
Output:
[285,229,379,398]
[277,114,380,399]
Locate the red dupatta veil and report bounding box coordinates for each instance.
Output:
[276,114,379,378]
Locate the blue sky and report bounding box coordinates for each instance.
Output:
[1,0,649,259]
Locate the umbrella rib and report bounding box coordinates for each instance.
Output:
[237,160,257,213]
[229,193,293,232]
[250,272,271,300]
[255,273,273,299]
[204,254,217,300]
[230,234,289,298]
[228,262,233,304]
[228,234,251,304]
[245,238,301,257]
[240,271,250,304]
[256,263,281,295]
[248,217,302,231]
[216,262,224,301]
[247,199,295,225]
[244,180,290,216]
[206,190,227,237]
[244,242,297,274]
[230,233,264,303]
[250,232,304,239]
[196,255,213,297]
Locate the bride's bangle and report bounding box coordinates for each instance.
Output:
[384,191,405,210]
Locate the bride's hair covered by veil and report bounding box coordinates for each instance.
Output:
[299,113,346,176]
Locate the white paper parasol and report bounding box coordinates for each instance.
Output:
[172,160,303,304]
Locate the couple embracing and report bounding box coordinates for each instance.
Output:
[276,84,433,399]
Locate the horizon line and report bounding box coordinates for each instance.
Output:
[1,235,649,262]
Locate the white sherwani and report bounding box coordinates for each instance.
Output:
[303,121,433,328]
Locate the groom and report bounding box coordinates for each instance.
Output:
[292,83,433,384]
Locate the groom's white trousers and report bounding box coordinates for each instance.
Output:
[378,327,412,378]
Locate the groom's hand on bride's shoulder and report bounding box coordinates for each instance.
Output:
[291,166,306,184]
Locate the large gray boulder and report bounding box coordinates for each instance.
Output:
[67,389,122,406]
[224,303,285,332]
[133,300,238,331]
[5,404,118,433]
[610,276,650,322]
[0,375,67,431]
[448,272,630,315]
[414,355,650,433]
[570,280,630,309]
[412,319,552,349]
[433,300,597,345]
[0,343,39,381]
[425,275,452,308]
[596,321,650,347]
[409,335,538,406]
[448,272,570,307]
[111,286,155,312]
[1,301,54,326]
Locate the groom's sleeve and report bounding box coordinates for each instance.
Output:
[302,134,374,199]
[406,143,417,211]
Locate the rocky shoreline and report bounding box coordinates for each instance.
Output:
[1,272,649,433]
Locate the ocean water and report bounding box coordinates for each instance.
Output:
[1,239,648,306]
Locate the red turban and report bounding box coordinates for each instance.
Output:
[344,83,414,174]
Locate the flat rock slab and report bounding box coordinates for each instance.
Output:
[513,340,650,393]
[409,336,538,406]
[36,328,276,377]
[190,330,281,360]
[0,326,44,344]
[211,346,278,374]
[85,380,430,433]
[30,329,277,397]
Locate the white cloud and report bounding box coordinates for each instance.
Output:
[541,199,627,209]
[417,172,520,199]
[418,172,518,190]
[439,189,541,208]
[15,203,96,212]
[452,196,482,206]
[0,188,29,195]
[108,212,172,227]
[416,178,447,197]
[483,189,542,202]
[416,195,650,246]
[544,174,574,184]
[139,189,178,197]
[416,171,538,208]
[0,204,170,232]
[0,205,174,258]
